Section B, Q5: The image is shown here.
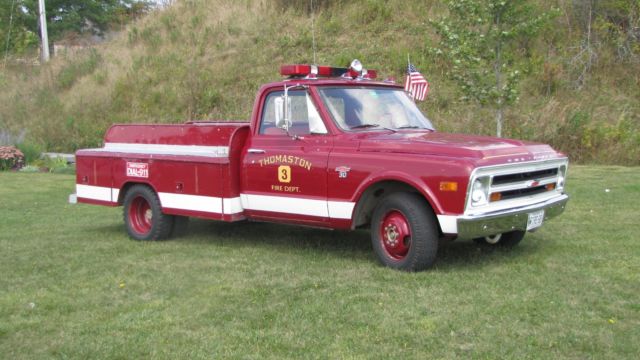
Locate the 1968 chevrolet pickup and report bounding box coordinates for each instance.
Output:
[71,60,569,271]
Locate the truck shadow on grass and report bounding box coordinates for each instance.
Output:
[183,219,373,260]
[177,219,542,270]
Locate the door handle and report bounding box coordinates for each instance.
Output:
[248,148,266,154]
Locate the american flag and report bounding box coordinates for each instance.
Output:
[404,63,429,101]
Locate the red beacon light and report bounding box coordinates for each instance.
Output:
[280,59,377,80]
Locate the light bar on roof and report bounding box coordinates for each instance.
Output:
[280,60,377,79]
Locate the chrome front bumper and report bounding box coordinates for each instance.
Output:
[456,194,569,239]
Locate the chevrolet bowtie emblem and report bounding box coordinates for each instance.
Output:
[525,180,540,187]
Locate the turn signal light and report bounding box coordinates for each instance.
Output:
[439,181,458,192]
[546,183,556,191]
[490,192,502,202]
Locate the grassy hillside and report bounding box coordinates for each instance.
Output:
[0,0,638,164]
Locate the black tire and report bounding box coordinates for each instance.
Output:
[122,185,174,241]
[371,192,439,271]
[473,230,526,248]
[170,216,190,238]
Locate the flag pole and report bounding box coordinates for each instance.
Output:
[406,54,415,102]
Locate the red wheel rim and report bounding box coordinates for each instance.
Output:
[379,210,411,260]
[129,196,152,235]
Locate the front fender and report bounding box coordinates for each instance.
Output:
[351,170,444,215]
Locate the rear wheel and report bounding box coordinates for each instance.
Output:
[123,185,173,241]
[473,230,526,248]
[371,193,439,271]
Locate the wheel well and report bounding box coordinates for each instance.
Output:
[117,182,152,205]
[352,180,441,234]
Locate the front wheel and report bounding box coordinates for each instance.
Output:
[123,185,173,241]
[371,193,439,271]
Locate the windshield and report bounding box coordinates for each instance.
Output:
[317,87,434,131]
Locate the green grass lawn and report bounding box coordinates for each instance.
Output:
[1,166,638,359]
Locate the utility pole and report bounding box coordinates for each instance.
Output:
[38,0,50,63]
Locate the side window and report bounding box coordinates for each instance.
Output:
[259,91,327,135]
[323,95,346,128]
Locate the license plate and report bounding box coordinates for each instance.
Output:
[527,210,545,230]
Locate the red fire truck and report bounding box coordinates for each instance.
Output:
[71,60,569,271]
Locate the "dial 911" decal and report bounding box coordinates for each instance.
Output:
[126,162,149,178]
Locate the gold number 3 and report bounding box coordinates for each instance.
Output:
[278,165,291,183]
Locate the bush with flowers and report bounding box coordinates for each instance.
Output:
[0,146,25,171]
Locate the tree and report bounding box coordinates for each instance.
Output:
[1,0,152,56]
[570,0,640,89]
[2,1,38,58]
[432,0,555,137]
[21,0,152,41]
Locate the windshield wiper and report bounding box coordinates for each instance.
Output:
[350,123,396,132]
[395,125,421,129]
[350,123,380,129]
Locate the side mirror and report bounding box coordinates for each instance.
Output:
[274,96,285,129]
[275,95,291,131]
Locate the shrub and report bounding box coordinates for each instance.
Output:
[16,142,42,164]
[0,146,25,171]
[38,155,72,173]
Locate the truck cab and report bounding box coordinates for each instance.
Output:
[73,60,569,271]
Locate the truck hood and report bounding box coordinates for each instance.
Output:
[356,131,561,163]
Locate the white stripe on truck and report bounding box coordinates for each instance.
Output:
[223,197,244,215]
[76,186,355,219]
[239,194,355,219]
[77,184,113,202]
[240,193,329,217]
[158,192,223,214]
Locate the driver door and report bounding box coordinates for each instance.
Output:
[241,89,333,226]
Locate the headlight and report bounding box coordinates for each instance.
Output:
[470,178,489,207]
[557,165,567,191]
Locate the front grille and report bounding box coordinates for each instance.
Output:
[492,168,558,185]
[499,185,549,200]
[466,158,568,214]
[488,164,564,203]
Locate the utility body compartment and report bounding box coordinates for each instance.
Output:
[75,122,250,221]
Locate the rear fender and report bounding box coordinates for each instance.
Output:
[116,181,158,205]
